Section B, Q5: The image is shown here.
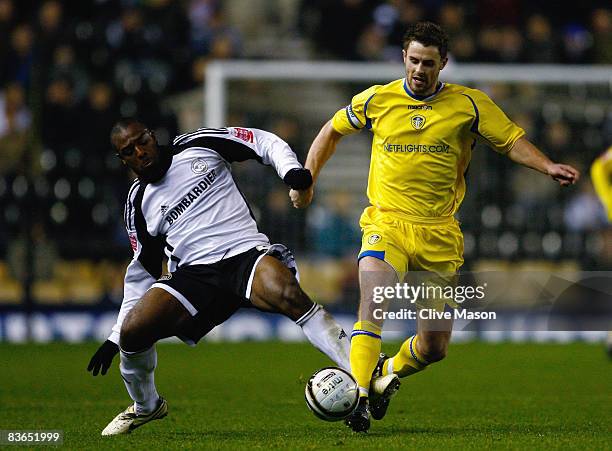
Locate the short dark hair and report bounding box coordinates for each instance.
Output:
[402,21,449,59]
[110,117,144,150]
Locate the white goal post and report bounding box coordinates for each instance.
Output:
[204,61,612,127]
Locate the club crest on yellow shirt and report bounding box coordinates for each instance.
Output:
[368,234,381,245]
[411,114,426,130]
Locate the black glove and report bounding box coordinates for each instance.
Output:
[283,168,313,190]
[87,339,119,376]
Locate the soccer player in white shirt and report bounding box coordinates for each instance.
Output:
[87,118,351,435]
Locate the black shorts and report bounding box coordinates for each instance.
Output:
[151,246,268,344]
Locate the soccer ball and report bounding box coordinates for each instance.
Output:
[304,367,359,421]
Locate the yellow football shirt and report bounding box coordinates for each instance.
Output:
[591,146,612,222]
[331,79,525,218]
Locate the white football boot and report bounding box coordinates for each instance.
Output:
[101,398,168,435]
[369,354,400,420]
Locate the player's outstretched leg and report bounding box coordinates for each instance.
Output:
[102,288,192,435]
[294,303,351,371]
[250,255,350,370]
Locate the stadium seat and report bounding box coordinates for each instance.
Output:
[298,259,345,305]
[0,261,23,303]
[33,279,68,304]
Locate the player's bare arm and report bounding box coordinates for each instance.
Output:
[507,136,580,186]
[290,120,344,209]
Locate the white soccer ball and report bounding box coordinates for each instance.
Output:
[304,367,359,421]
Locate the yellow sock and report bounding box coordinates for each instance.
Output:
[350,321,382,398]
[383,335,429,378]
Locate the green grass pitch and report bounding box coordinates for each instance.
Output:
[1,342,610,450]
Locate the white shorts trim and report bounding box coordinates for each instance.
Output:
[151,283,198,316]
[245,252,267,300]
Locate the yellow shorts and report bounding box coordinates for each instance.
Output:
[358,206,464,310]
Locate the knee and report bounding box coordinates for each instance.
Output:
[418,341,449,363]
[120,313,149,352]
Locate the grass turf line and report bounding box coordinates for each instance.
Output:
[0,342,610,450]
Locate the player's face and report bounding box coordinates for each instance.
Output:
[403,41,447,96]
[113,123,160,178]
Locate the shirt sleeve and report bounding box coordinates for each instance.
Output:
[591,147,612,222]
[108,181,157,345]
[174,127,302,180]
[246,128,303,179]
[108,259,156,345]
[464,88,525,154]
[331,85,382,135]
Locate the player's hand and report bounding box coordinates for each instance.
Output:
[290,186,314,208]
[87,339,119,376]
[547,163,580,186]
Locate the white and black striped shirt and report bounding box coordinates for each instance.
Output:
[108,127,302,344]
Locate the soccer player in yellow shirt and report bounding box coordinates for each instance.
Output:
[590,146,612,357]
[290,21,580,432]
[591,146,612,222]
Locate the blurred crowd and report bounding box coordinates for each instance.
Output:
[0,0,611,305]
[301,0,612,64]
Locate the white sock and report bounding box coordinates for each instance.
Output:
[296,304,351,371]
[387,357,394,376]
[119,346,160,415]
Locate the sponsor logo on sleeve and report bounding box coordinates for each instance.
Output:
[129,234,138,252]
[232,127,254,143]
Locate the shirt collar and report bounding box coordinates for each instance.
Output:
[403,79,445,101]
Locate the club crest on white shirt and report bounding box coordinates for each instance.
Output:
[191,158,208,174]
